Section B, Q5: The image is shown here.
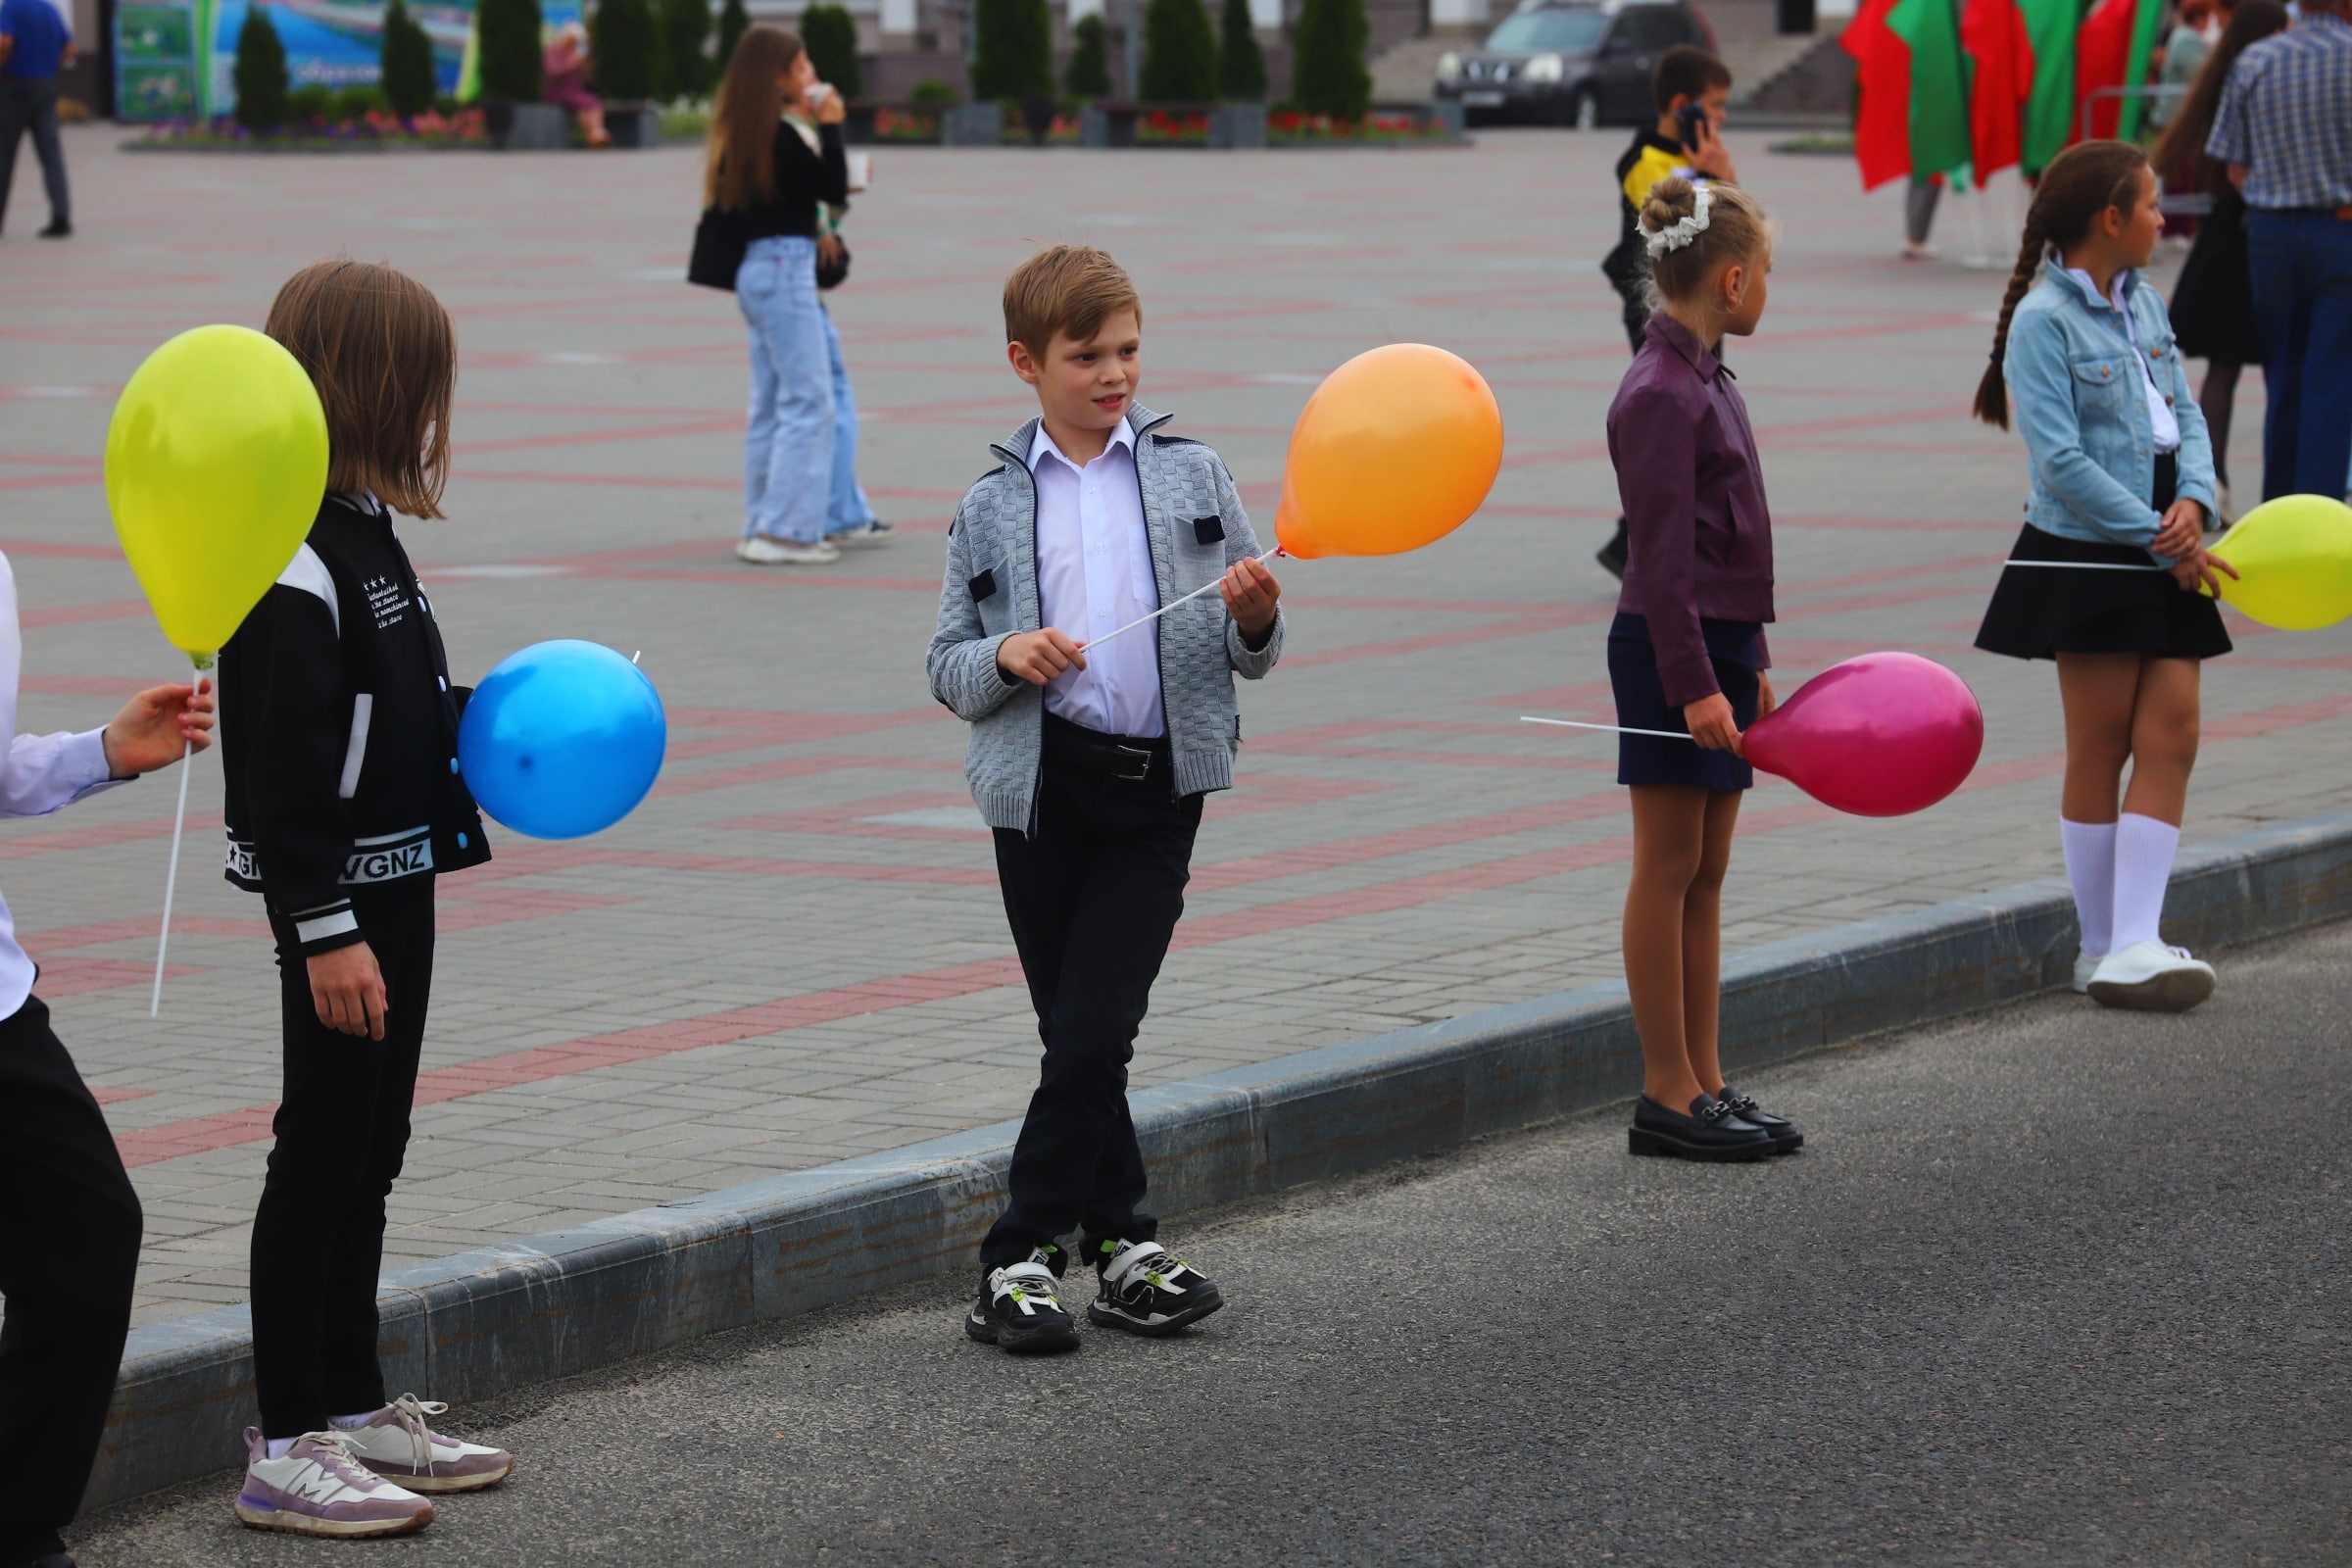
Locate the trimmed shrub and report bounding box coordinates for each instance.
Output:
[1140,0,1216,101]
[380,0,438,116]
[660,0,713,98]
[477,0,544,101]
[1218,0,1263,99]
[1064,13,1110,97]
[592,0,659,100]
[232,6,290,128]
[289,81,335,121]
[971,0,1052,100]
[1290,0,1368,119]
[715,0,750,71]
[799,4,861,96]
[908,76,959,107]
[335,82,390,119]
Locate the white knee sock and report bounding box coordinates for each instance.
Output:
[2060,818,2118,956]
[2109,812,2182,951]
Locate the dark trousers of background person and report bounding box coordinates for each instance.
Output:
[250,876,435,1440]
[1906,175,1941,248]
[0,998,142,1565]
[980,717,1201,1271]
[2247,208,2352,501]
[0,78,71,232]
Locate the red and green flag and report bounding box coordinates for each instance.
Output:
[1843,0,1973,191]
[1960,0,2034,182]
[2077,0,2164,142]
[2018,0,2078,172]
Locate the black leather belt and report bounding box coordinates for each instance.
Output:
[1044,713,1168,782]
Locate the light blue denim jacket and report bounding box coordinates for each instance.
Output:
[2005,254,2215,557]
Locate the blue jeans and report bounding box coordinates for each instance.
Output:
[737,236,832,544]
[2247,210,2352,502]
[819,306,877,536]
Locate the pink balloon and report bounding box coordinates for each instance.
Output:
[1742,652,1984,817]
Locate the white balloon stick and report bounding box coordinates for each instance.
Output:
[1076,548,1283,653]
[1520,714,1695,742]
[150,736,191,1018]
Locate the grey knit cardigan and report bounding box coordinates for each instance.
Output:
[925,404,1286,834]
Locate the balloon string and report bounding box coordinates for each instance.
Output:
[1520,714,1696,743]
[150,735,192,1019]
[1999,560,2169,571]
[1076,548,1284,653]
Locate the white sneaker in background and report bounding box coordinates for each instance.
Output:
[2087,940,2216,1012]
[335,1393,514,1494]
[2073,950,2103,994]
[233,1427,433,1537]
[736,535,840,565]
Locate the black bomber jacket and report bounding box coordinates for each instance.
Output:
[218,494,490,955]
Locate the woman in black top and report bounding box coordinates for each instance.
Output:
[2153,0,2288,520]
[703,24,852,564]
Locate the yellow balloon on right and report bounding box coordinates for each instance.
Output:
[2208,494,2352,631]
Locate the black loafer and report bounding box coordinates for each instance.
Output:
[1716,1084,1802,1153]
[1629,1094,1775,1162]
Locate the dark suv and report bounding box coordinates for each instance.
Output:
[1435,0,1716,127]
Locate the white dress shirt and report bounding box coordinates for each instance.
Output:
[1029,417,1166,739]
[0,553,126,1020]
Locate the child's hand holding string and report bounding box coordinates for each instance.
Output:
[2173,547,2238,595]
[1684,692,1742,755]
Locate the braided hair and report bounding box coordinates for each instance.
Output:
[1972,140,2153,429]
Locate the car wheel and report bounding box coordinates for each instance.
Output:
[1571,86,1600,130]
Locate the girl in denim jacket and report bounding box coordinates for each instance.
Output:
[1973,141,2237,1013]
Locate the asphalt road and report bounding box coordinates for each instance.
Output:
[77,921,2352,1567]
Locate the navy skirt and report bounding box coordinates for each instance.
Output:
[1606,612,1762,791]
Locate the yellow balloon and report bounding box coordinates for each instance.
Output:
[2207,493,2352,631]
[105,325,328,663]
[1273,343,1503,561]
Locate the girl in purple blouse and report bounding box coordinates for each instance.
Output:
[1604,176,1797,1164]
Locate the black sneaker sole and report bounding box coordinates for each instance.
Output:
[1628,1126,1775,1162]
[964,1310,1079,1353]
[1087,1287,1225,1337]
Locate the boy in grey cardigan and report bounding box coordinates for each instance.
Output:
[928,245,1284,1353]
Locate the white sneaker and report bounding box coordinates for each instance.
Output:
[335,1392,514,1494]
[2073,950,2103,994]
[234,1427,433,1537]
[735,535,840,565]
[2087,939,2216,1012]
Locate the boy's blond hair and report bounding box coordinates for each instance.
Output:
[1003,245,1143,359]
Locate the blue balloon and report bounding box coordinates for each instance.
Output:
[458,640,666,840]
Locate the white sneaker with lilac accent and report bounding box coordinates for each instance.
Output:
[336,1393,514,1493]
[2087,940,2216,1012]
[234,1427,434,1537]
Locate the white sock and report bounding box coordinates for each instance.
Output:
[329,1411,376,1431]
[2109,812,2182,951]
[265,1438,297,1460]
[2059,818,2118,956]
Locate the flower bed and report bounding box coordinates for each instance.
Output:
[128,107,490,150]
[870,105,941,142]
[1137,109,1212,145]
[1268,110,1449,143]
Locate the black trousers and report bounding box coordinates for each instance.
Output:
[0,998,142,1564]
[0,78,70,229]
[980,720,1202,1271]
[250,876,435,1440]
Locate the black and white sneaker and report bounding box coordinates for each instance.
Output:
[964,1247,1078,1353]
[1088,1240,1224,1336]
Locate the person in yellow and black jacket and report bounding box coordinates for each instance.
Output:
[214,261,512,1542]
[1596,46,1739,579]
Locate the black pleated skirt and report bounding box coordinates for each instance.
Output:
[1974,458,2231,662]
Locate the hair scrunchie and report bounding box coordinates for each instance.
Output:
[1643,183,1714,259]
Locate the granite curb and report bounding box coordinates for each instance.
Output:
[88,809,2352,1508]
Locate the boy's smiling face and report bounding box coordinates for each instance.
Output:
[1009,310,1142,444]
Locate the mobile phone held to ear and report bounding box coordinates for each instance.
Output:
[1675,102,1708,151]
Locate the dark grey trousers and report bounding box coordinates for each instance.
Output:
[0,76,71,229]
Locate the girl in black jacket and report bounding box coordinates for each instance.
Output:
[218,262,511,1538]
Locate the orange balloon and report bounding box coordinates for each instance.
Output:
[1273,343,1503,560]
